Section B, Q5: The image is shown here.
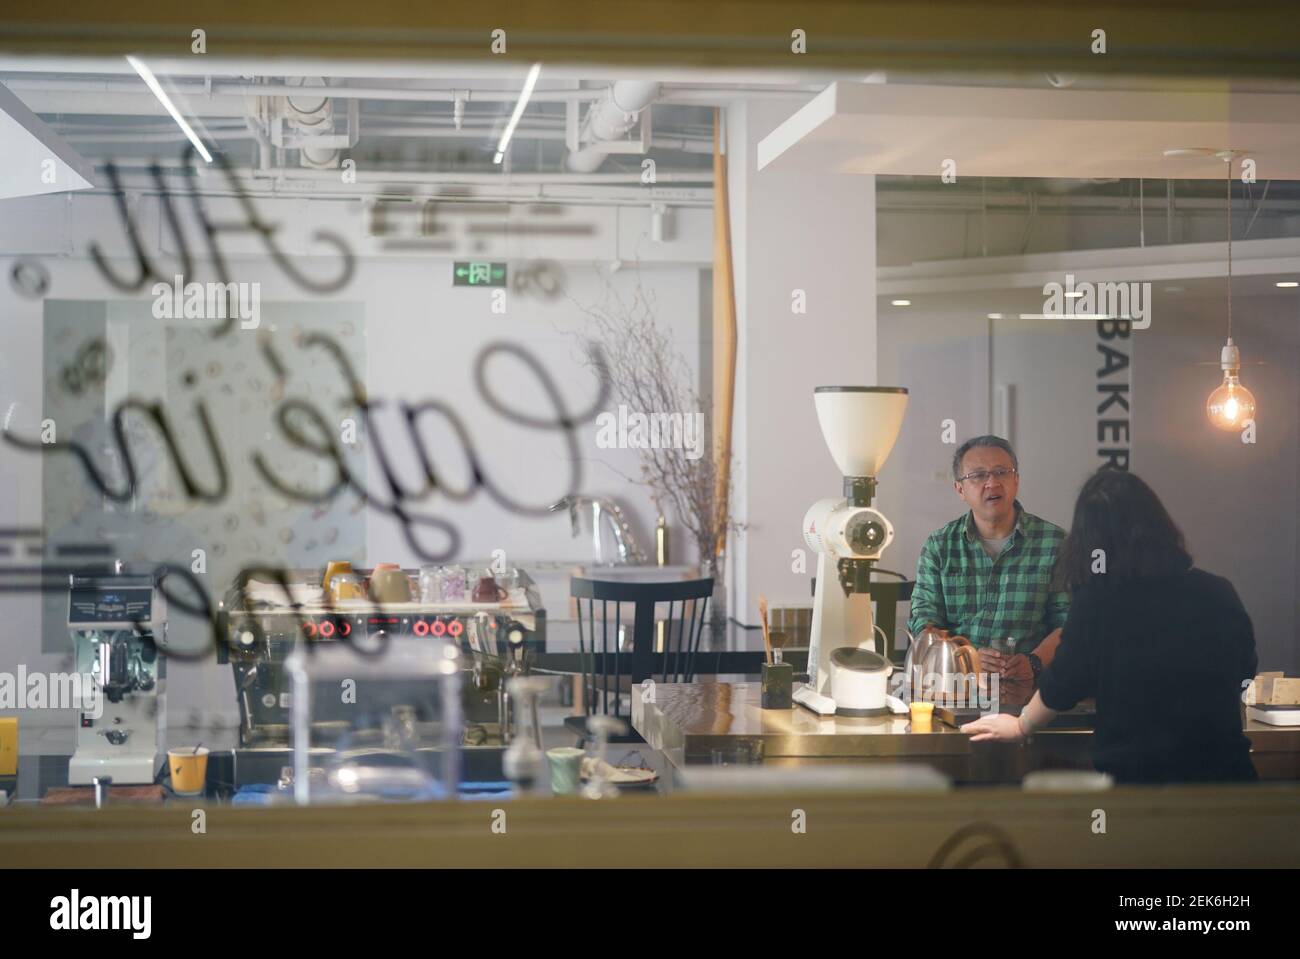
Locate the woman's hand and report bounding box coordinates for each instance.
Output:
[961,713,1025,742]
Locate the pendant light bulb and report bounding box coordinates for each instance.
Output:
[1206,338,1257,430]
[1206,155,1256,431]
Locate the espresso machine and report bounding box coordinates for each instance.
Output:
[795,386,908,716]
[68,572,167,785]
[217,566,547,748]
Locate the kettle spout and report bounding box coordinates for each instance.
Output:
[548,496,580,537]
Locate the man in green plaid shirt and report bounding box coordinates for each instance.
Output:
[907,435,1069,684]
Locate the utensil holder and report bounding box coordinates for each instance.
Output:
[761,662,793,709]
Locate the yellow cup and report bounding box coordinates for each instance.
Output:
[0,717,17,776]
[322,560,353,594]
[909,701,934,732]
[168,747,210,796]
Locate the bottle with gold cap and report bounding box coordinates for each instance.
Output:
[655,515,669,566]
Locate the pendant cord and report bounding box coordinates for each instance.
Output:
[1226,158,1233,342]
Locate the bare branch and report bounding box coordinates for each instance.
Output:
[568,266,739,565]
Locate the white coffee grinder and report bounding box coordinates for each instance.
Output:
[794,386,908,716]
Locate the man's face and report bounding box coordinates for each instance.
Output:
[954,446,1020,526]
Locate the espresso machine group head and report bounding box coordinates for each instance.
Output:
[795,387,908,717]
[68,571,167,786]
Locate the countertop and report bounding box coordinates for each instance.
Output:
[631,681,1300,782]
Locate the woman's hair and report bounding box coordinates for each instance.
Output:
[1053,468,1193,593]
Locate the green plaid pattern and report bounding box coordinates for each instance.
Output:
[907,501,1069,652]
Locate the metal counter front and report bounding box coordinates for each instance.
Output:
[632,682,1300,783]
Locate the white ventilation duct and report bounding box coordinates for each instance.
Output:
[284,77,339,169]
[566,80,660,173]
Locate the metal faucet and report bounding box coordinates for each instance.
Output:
[548,495,646,565]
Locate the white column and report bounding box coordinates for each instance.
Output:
[726,98,878,623]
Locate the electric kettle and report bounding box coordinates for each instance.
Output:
[920,637,981,705]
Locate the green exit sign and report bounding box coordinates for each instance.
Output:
[453,261,507,287]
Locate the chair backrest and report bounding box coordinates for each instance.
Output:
[570,576,714,720]
[868,578,914,665]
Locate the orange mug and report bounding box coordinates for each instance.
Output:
[472,574,508,603]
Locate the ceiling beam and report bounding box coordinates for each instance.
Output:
[2,2,1300,79]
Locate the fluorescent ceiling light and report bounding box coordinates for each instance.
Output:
[891,299,911,306]
[1277,281,1299,288]
[126,54,212,163]
[1065,290,1084,298]
[493,63,542,165]
[987,312,1004,319]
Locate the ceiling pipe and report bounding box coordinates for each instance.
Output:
[1,76,607,103]
[566,80,660,173]
[282,76,340,169]
[85,169,714,206]
[268,166,709,185]
[99,161,712,186]
[62,125,714,158]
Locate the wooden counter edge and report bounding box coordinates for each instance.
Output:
[2,783,1298,868]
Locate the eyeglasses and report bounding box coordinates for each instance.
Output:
[957,467,1018,485]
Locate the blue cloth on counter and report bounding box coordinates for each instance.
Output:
[457,781,515,800]
[232,784,277,806]
[230,781,515,804]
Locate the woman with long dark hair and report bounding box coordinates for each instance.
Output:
[962,468,1259,783]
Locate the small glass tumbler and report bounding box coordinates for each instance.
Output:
[991,636,1017,657]
[437,565,467,602]
[418,565,441,604]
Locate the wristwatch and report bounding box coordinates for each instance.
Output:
[1026,652,1043,683]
